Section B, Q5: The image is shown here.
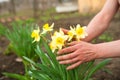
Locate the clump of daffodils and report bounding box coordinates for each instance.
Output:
[31,23,87,52]
[50,24,88,52]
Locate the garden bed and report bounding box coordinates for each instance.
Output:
[0,15,120,80]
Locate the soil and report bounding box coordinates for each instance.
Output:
[0,14,120,80]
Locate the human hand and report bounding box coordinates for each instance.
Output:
[60,28,69,34]
[56,41,98,70]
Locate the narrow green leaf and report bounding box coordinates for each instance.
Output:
[23,56,36,66]
[84,59,111,80]
[31,70,52,80]
[79,61,94,80]
[3,72,28,80]
[40,38,59,68]
[36,63,61,79]
[35,45,52,66]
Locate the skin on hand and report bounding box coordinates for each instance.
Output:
[60,28,68,34]
[57,40,120,70]
[56,41,98,70]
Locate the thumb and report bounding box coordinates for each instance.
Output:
[60,28,69,34]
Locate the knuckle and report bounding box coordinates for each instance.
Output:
[68,54,72,58]
[62,56,66,59]
[70,59,74,62]
[61,49,66,53]
[76,57,79,61]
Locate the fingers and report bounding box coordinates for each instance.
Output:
[57,45,77,55]
[61,28,69,34]
[67,41,80,46]
[67,61,82,70]
[56,52,78,61]
[59,57,79,64]
[57,41,82,55]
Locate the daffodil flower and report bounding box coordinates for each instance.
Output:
[55,37,65,50]
[42,23,54,34]
[31,27,40,42]
[50,29,68,52]
[75,24,88,41]
[67,26,76,41]
[49,41,57,52]
[51,29,68,42]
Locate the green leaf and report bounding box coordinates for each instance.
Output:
[23,56,36,66]
[3,72,28,80]
[36,64,62,79]
[31,70,52,80]
[84,59,111,80]
[35,45,52,66]
[79,61,94,80]
[40,38,59,67]
[5,23,37,60]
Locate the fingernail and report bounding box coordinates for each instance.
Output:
[66,67,70,70]
[56,57,59,60]
[59,62,62,64]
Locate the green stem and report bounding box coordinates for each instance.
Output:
[23,60,29,76]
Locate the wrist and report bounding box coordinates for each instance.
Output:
[94,43,106,59]
[95,40,120,59]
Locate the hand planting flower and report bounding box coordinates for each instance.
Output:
[49,24,88,53]
[28,23,109,80]
[3,22,110,80]
[57,41,98,70]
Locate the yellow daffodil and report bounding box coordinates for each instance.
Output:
[42,23,54,34]
[31,27,40,42]
[55,37,65,50]
[75,24,88,41]
[67,26,76,41]
[50,29,68,52]
[51,29,68,42]
[49,41,57,52]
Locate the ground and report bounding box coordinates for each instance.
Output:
[0,14,120,80]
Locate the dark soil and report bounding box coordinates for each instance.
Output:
[0,37,24,80]
[0,14,120,80]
